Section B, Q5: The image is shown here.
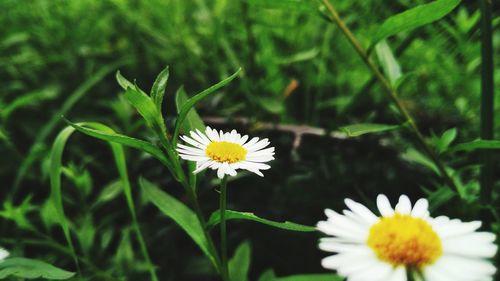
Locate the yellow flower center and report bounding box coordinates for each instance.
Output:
[205,141,247,163]
[367,214,442,269]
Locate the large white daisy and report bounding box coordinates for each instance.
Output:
[0,247,9,262]
[317,194,498,281]
[177,126,275,179]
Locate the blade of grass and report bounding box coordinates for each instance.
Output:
[49,127,81,274]
[13,61,126,190]
[50,123,159,281]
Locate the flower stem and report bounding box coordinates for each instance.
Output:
[219,176,230,281]
[320,0,458,193]
[166,147,224,277]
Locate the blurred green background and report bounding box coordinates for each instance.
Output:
[1,0,499,280]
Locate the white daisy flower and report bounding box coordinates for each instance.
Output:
[317,194,498,281]
[0,247,9,262]
[177,126,275,179]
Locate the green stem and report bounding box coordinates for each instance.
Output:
[320,0,458,193]
[219,177,229,281]
[171,157,225,277]
[479,0,494,204]
[131,219,159,281]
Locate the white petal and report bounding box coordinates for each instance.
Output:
[344,199,378,224]
[195,129,211,144]
[190,131,209,145]
[0,248,9,261]
[205,127,220,141]
[317,221,367,243]
[426,255,496,281]
[376,194,394,217]
[178,155,209,162]
[180,135,205,149]
[442,232,497,258]
[236,135,249,145]
[242,137,260,149]
[247,138,270,151]
[386,267,407,281]
[193,161,214,174]
[411,198,429,217]
[395,195,411,214]
[217,165,225,179]
[348,260,393,281]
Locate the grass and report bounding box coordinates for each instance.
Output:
[0,0,498,280]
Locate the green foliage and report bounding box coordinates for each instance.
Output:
[172,68,242,147]
[0,258,74,280]
[340,123,400,137]
[1,0,499,280]
[140,178,217,267]
[258,270,343,281]
[372,0,462,44]
[228,241,252,281]
[207,210,316,232]
[150,66,170,112]
[65,120,174,171]
[450,139,500,152]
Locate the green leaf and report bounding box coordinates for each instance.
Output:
[116,70,135,91]
[340,123,400,137]
[49,127,80,269]
[175,86,206,189]
[372,0,461,44]
[375,40,401,86]
[207,210,316,232]
[258,270,342,281]
[275,274,343,281]
[140,178,216,266]
[402,148,440,175]
[14,61,124,189]
[172,68,241,147]
[150,66,170,112]
[175,86,205,133]
[0,258,75,280]
[245,0,317,13]
[124,87,160,128]
[449,139,500,152]
[229,241,252,281]
[65,120,173,172]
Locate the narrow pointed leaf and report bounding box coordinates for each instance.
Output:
[375,40,402,86]
[175,86,205,133]
[449,139,500,152]
[151,66,170,111]
[258,270,342,281]
[0,258,75,279]
[372,0,461,44]
[65,120,173,170]
[207,210,315,232]
[116,70,135,91]
[172,68,241,147]
[124,87,159,128]
[229,241,252,281]
[340,123,400,137]
[140,178,216,266]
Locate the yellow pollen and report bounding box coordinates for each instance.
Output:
[367,214,442,269]
[205,141,247,163]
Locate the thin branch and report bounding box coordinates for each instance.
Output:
[202,116,347,150]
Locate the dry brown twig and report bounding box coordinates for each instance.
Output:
[202,116,347,150]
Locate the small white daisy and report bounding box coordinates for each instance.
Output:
[317,194,498,281]
[177,126,275,179]
[0,247,9,262]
